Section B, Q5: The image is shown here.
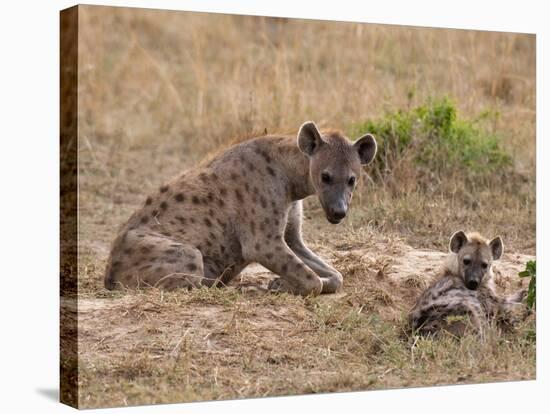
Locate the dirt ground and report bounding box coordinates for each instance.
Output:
[71,220,534,408]
[65,5,536,409]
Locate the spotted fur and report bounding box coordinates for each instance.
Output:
[409,231,529,335]
[104,122,377,296]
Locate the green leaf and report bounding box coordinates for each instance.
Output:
[518,260,536,310]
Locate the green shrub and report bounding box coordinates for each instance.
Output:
[348,98,512,187]
[519,260,536,310]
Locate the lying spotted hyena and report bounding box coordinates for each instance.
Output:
[408,231,528,335]
[104,122,377,296]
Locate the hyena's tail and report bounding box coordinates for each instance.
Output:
[104,261,117,290]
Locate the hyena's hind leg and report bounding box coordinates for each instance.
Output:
[105,230,204,290]
[506,289,528,304]
[498,289,531,325]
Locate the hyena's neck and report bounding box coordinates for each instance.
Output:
[269,138,315,201]
[484,269,496,291]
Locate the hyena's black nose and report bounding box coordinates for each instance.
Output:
[331,208,346,221]
[466,280,479,290]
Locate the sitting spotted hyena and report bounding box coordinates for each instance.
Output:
[408,231,528,336]
[104,122,377,296]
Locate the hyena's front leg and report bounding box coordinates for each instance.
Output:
[245,238,323,296]
[290,244,343,293]
[284,201,343,293]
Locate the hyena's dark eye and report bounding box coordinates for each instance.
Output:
[463,258,471,266]
[481,262,488,269]
[348,176,356,186]
[321,172,331,184]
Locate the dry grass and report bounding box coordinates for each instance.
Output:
[74,235,535,408]
[71,5,536,409]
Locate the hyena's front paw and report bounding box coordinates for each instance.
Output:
[267,278,294,293]
[155,273,202,290]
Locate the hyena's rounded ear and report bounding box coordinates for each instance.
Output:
[449,230,468,253]
[353,134,377,165]
[297,121,325,156]
[489,236,504,260]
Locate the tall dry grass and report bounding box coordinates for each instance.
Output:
[76,5,535,254]
[78,7,535,150]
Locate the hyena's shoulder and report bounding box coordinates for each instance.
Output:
[418,274,463,303]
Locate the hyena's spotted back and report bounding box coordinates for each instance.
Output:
[409,276,491,335]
